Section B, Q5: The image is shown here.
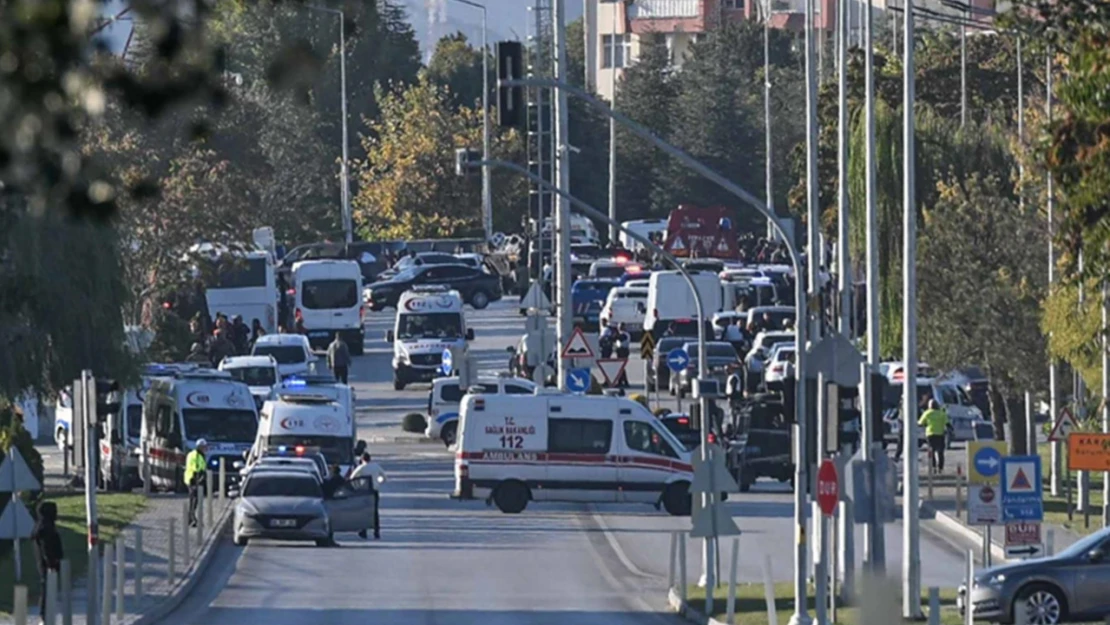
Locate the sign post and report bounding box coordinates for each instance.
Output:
[966,441,1006,565]
[667,348,690,413]
[818,459,839,516]
[1003,521,1043,559]
[640,333,656,409]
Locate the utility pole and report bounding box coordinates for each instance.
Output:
[1078,247,1090,513]
[449,0,492,242]
[804,0,821,339]
[308,5,352,243]
[607,0,618,244]
[959,5,967,128]
[1046,49,1062,497]
[863,0,886,574]
[553,0,572,391]
[836,0,850,336]
[1103,278,1109,526]
[82,371,100,625]
[763,0,775,241]
[901,0,922,618]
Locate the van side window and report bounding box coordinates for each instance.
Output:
[548,419,612,454]
[504,384,532,395]
[623,421,678,458]
[440,384,463,403]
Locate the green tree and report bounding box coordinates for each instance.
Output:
[426,32,487,111]
[352,77,527,239]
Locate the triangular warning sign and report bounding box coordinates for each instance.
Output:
[1011,468,1032,490]
[0,447,41,492]
[596,359,628,386]
[670,235,685,252]
[1048,408,1078,442]
[520,282,552,311]
[0,498,34,539]
[561,327,595,359]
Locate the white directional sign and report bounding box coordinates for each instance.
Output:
[1004,543,1045,559]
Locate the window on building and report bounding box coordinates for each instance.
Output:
[602,33,632,69]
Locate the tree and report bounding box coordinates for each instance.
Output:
[352,77,527,239]
[426,33,487,111]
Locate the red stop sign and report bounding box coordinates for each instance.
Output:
[817,459,839,516]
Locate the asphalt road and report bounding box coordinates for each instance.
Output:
[157,299,973,623]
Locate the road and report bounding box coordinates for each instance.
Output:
[152,299,971,623]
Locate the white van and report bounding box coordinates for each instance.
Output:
[644,270,722,338]
[273,374,355,436]
[599,286,648,335]
[425,375,536,446]
[620,218,667,252]
[141,369,259,492]
[385,286,473,390]
[251,394,364,475]
[218,355,280,410]
[292,259,365,354]
[98,387,144,491]
[453,394,694,515]
[251,334,315,379]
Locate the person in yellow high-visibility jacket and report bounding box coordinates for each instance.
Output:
[184,439,208,527]
[918,400,950,473]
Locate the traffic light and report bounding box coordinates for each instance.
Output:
[496,41,524,128]
[454,148,481,177]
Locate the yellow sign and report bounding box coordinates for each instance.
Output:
[1067,433,1110,472]
[966,440,1008,486]
[640,332,656,360]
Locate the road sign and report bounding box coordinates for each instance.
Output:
[691,447,740,494]
[0,448,42,492]
[666,348,690,373]
[596,359,628,387]
[561,327,595,359]
[967,440,1006,485]
[1005,521,1041,547]
[565,368,591,394]
[1067,433,1110,471]
[1004,544,1045,559]
[520,282,552,311]
[440,348,453,376]
[0,498,33,540]
[817,459,839,516]
[690,495,741,538]
[1001,455,1043,522]
[967,484,1001,525]
[1048,407,1078,443]
[640,332,656,360]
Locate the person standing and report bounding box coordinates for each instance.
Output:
[185,439,208,527]
[918,399,950,473]
[33,501,63,620]
[349,453,385,540]
[327,335,351,384]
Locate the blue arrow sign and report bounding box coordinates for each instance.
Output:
[441,348,453,375]
[566,367,591,394]
[667,348,690,373]
[974,446,1002,479]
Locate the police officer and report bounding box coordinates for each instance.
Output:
[185,439,208,527]
[918,399,950,473]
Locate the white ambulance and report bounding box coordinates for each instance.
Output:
[292,259,365,354]
[453,394,694,515]
[425,374,536,446]
[251,394,363,475]
[273,374,356,436]
[385,286,474,390]
[141,369,259,492]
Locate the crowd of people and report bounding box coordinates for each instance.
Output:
[185,311,267,368]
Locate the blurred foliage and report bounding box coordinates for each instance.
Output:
[0,401,47,515]
[426,32,488,112]
[1041,282,1102,394]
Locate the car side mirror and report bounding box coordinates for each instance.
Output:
[466,328,475,341]
[385,330,394,342]
[1088,548,1104,563]
[354,440,367,456]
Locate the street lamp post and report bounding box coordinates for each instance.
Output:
[307,5,352,244]
[449,0,493,243]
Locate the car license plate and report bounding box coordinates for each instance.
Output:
[269,518,297,528]
[309,331,328,338]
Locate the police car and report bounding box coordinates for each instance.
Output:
[425,375,536,446]
[385,286,473,390]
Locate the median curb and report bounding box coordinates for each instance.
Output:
[667,587,725,625]
[365,434,441,445]
[126,503,235,625]
[920,501,1009,565]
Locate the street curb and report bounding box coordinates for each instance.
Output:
[667,587,724,625]
[126,503,235,625]
[920,501,1009,565]
[366,434,441,445]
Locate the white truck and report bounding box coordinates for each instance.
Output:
[644,270,723,339]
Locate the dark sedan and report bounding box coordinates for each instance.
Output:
[365,264,502,310]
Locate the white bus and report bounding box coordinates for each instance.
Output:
[200,249,279,334]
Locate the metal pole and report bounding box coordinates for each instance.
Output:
[607,0,617,245]
[61,559,72,625]
[168,518,176,584]
[1026,392,1037,458]
[959,10,966,128]
[481,6,492,242]
[182,500,190,568]
[763,0,774,243]
[836,0,850,337]
[1016,37,1024,209]
[101,544,112,625]
[1046,49,1061,497]
[815,375,828,625]
[1103,278,1109,526]
[219,458,226,502]
[1079,248,1090,513]
[134,527,143,600]
[553,0,572,392]
[82,371,99,625]
[338,9,351,244]
[805,0,821,338]
[46,568,58,625]
[14,585,27,625]
[115,536,124,621]
[727,538,740,625]
[902,0,921,617]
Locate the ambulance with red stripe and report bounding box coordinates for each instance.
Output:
[141,369,259,493]
[453,394,694,515]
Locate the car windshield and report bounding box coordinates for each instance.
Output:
[883,383,935,411]
[397,313,462,340]
[243,475,322,498]
[183,408,257,443]
[125,404,142,438]
[225,366,277,386]
[1056,529,1110,560]
[593,265,625,278]
[265,435,353,466]
[252,345,306,365]
[302,279,358,309]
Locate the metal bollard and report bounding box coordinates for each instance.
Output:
[928,586,940,625]
[101,543,114,625]
[965,549,975,625]
[115,535,125,620]
[168,517,176,584]
[726,538,739,625]
[956,466,964,519]
[1046,529,1055,557]
[197,494,205,546]
[46,569,58,625]
[219,458,226,502]
[182,501,191,569]
[142,442,151,495]
[61,559,72,625]
[205,470,214,529]
[668,532,678,590]
[762,554,778,625]
[87,544,99,625]
[13,585,28,625]
[927,462,935,500]
[134,526,144,600]
[678,537,687,604]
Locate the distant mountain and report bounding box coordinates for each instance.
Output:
[398,0,583,61]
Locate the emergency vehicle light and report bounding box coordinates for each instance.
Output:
[285,378,307,387]
[295,445,305,455]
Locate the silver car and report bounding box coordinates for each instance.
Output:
[959,528,1110,624]
[234,471,331,546]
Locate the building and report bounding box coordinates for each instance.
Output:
[583,0,1002,102]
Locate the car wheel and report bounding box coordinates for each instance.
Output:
[471,291,490,310]
[233,533,248,547]
[1014,584,1066,625]
[662,482,692,516]
[316,534,332,547]
[441,422,458,447]
[493,480,529,514]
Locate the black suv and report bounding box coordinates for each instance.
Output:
[365,264,502,310]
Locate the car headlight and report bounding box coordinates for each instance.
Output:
[987,573,1005,586]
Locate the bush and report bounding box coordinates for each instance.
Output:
[401,412,427,433]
